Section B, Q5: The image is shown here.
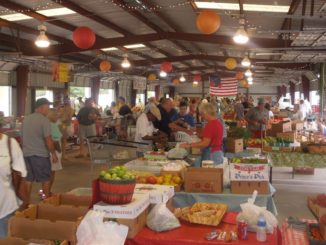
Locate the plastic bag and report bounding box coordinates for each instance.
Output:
[215,157,230,188]
[77,210,128,245]
[236,192,278,234]
[168,147,188,159]
[147,204,181,232]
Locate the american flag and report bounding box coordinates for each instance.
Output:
[209,76,238,97]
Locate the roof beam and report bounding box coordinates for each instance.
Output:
[279,0,301,39]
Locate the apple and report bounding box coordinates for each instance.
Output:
[146,176,157,184]
[104,173,112,180]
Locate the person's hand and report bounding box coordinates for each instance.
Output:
[52,153,58,163]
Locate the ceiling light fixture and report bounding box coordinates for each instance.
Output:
[180,74,186,82]
[193,81,199,85]
[101,47,118,51]
[233,26,249,44]
[241,56,251,67]
[0,7,75,21]
[124,44,146,49]
[245,69,252,77]
[121,54,131,68]
[194,2,290,13]
[159,70,167,77]
[35,24,50,48]
[247,76,253,82]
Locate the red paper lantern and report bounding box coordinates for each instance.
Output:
[160,62,172,73]
[196,11,221,34]
[193,74,202,82]
[72,26,96,49]
[99,60,111,72]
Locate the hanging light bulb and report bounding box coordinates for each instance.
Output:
[245,69,252,77]
[35,24,50,48]
[193,81,199,85]
[247,77,253,84]
[121,54,131,68]
[233,19,249,44]
[180,73,186,82]
[159,70,167,77]
[241,56,251,67]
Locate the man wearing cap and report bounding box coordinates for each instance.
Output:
[21,98,58,203]
[246,98,270,138]
[76,98,100,157]
[135,104,166,145]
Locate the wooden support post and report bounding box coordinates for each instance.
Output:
[16,65,29,116]
[319,63,325,119]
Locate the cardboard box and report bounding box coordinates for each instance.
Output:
[0,237,68,245]
[277,132,297,142]
[184,168,223,193]
[270,121,292,136]
[231,181,269,194]
[15,203,88,222]
[134,184,174,204]
[307,196,326,218]
[226,138,244,153]
[42,193,92,207]
[93,193,150,219]
[292,121,304,131]
[8,216,78,245]
[117,208,148,238]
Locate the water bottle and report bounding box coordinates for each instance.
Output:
[256,216,267,242]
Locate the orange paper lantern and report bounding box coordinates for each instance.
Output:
[236,72,244,80]
[239,79,247,87]
[225,58,237,70]
[160,62,173,73]
[99,60,111,72]
[147,73,157,81]
[196,11,221,34]
[172,79,180,85]
[72,26,96,49]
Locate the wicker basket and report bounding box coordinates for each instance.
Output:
[307,144,326,154]
[99,179,136,205]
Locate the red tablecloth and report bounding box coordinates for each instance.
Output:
[126,212,280,245]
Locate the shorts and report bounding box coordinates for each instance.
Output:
[79,124,96,139]
[24,156,51,182]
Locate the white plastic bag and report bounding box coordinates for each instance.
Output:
[147,204,181,232]
[236,192,278,234]
[168,147,188,159]
[215,157,230,188]
[77,210,128,245]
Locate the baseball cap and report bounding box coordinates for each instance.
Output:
[35,98,52,108]
[146,104,161,121]
[258,98,265,105]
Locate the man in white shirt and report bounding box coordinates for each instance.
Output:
[135,104,166,151]
[0,134,27,237]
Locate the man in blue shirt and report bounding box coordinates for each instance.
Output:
[172,101,195,128]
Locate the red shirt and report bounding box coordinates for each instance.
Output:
[202,119,223,152]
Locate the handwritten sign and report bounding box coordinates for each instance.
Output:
[230,163,269,181]
[133,79,147,90]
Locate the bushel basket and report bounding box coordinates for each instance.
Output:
[99,178,136,204]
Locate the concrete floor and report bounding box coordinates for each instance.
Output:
[29,147,326,226]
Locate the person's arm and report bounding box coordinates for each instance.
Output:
[44,120,58,163]
[179,137,211,149]
[169,121,193,135]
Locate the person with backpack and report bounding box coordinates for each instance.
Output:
[0,133,27,237]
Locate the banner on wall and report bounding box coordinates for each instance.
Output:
[52,63,71,83]
[133,79,146,90]
[230,163,269,181]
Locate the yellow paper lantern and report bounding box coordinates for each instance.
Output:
[239,79,247,87]
[196,11,221,34]
[147,73,157,81]
[172,79,180,85]
[225,58,237,70]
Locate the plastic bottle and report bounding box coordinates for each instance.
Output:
[256,216,267,242]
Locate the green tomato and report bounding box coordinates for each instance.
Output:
[100,170,106,177]
[122,174,130,180]
[115,177,121,180]
[112,173,117,179]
